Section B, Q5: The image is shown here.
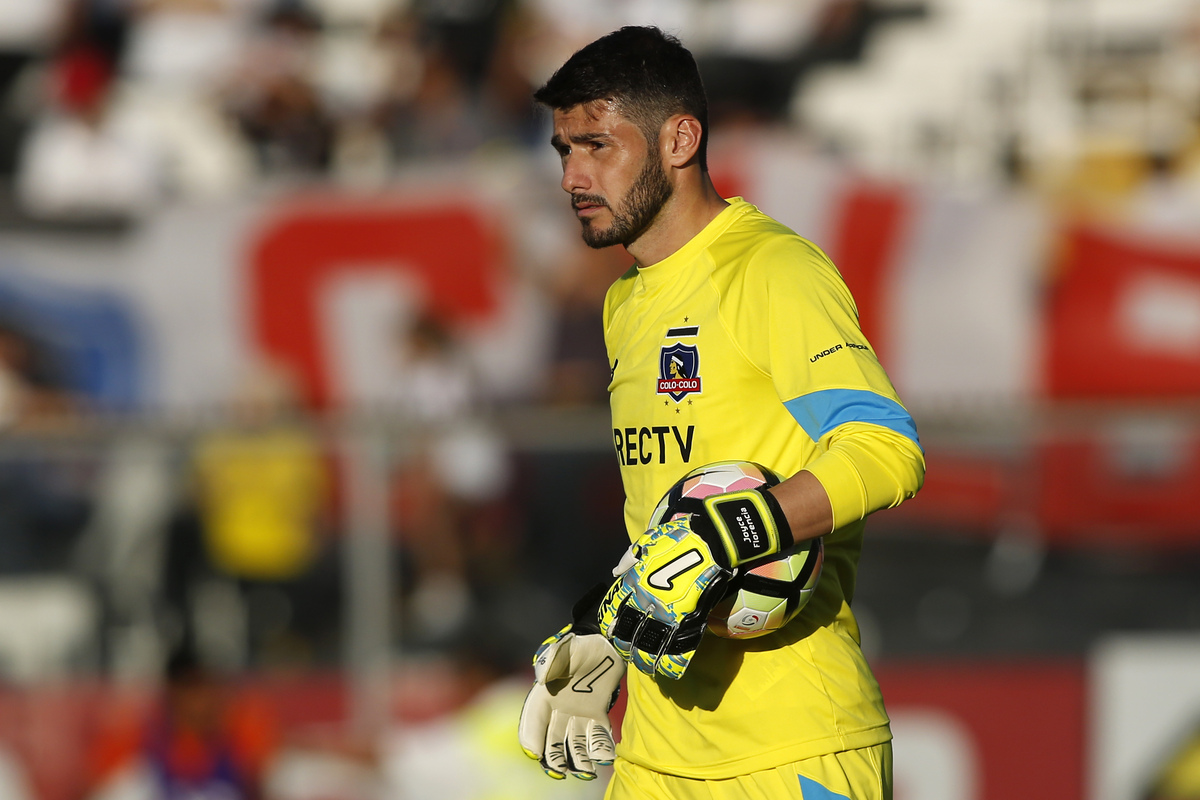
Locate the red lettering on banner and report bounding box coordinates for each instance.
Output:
[247,200,500,408]
[1047,226,1200,397]
[828,182,910,369]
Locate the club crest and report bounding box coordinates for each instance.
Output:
[658,342,701,401]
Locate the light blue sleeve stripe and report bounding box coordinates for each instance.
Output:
[784,388,922,449]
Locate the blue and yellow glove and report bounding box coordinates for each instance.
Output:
[598,485,794,679]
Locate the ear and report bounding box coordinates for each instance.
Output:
[660,114,703,168]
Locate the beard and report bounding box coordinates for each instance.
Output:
[575,155,673,249]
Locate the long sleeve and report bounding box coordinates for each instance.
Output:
[801,421,925,530]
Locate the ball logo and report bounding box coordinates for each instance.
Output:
[731,610,763,630]
[658,343,701,401]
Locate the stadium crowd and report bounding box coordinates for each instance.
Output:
[0,0,907,222]
[0,0,1198,224]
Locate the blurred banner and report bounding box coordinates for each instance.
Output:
[882,661,1086,800]
[5,140,1200,415]
[0,139,1054,414]
[1047,226,1200,399]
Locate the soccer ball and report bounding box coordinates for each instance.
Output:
[649,460,824,640]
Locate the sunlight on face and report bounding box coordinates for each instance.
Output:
[578,154,672,249]
[552,101,673,250]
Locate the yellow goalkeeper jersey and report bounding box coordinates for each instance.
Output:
[602,198,923,779]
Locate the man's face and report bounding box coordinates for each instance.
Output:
[551,101,673,250]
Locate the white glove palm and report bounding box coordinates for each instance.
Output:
[517,625,623,780]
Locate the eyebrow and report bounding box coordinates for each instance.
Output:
[550,131,613,149]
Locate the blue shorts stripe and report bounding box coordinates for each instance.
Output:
[798,774,851,799]
[784,388,921,449]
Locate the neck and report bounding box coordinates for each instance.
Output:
[626,174,729,267]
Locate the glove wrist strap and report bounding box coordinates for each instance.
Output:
[695,486,794,568]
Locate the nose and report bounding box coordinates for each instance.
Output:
[561,154,589,194]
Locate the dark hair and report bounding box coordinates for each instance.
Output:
[534,26,710,169]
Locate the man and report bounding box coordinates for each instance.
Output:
[518,26,924,800]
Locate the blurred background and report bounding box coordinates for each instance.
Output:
[0,0,1196,797]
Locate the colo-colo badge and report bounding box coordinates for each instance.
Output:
[657,339,701,402]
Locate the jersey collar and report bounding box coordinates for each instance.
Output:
[634,197,753,289]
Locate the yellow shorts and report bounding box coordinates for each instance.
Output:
[604,743,892,800]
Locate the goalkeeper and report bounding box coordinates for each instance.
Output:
[518,26,925,800]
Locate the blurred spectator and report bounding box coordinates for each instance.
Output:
[0,321,92,574]
[375,31,492,162]
[123,0,249,91]
[236,70,335,173]
[542,244,623,407]
[700,0,928,126]
[226,3,335,174]
[476,1,549,151]
[386,312,478,422]
[1129,150,1200,237]
[0,320,77,425]
[0,0,69,179]
[15,1,162,220]
[375,1,543,163]
[112,0,260,198]
[416,0,510,93]
[84,647,280,800]
[167,364,336,667]
[387,312,513,648]
[382,644,605,800]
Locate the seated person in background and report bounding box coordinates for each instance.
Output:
[85,648,279,800]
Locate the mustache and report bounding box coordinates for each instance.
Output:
[572,194,609,210]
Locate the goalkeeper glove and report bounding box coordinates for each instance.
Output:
[599,484,793,680]
[517,586,622,780]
